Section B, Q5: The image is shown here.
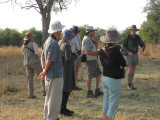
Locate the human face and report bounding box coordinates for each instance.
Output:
[131,30,137,36]
[91,30,96,37]
[54,31,62,38]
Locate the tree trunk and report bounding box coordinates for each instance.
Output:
[41,13,50,48]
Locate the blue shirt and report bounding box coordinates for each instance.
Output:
[42,36,63,79]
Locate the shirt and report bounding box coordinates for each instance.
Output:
[82,35,97,61]
[122,34,145,55]
[70,34,81,53]
[42,35,63,79]
[98,47,126,79]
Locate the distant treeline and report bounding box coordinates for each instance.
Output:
[0,23,158,47]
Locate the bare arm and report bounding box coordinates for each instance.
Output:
[86,50,98,56]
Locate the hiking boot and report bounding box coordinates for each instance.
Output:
[60,109,73,116]
[73,86,83,90]
[127,83,137,90]
[127,83,132,90]
[95,88,103,97]
[28,95,36,99]
[87,90,95,98]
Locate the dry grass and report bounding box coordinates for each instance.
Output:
[0,44,160,120]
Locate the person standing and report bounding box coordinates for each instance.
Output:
[99,29,126,120]
[22,32,45,98]
[122,25,145,90]
[38,21,65,120]
[59,29,78,116]
[70,26,82,90]
[82,26,103,98]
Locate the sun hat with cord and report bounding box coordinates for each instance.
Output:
[48,20,65,33]
[24,32,36,41]
[100,29,123,43]
[85,26,97,34]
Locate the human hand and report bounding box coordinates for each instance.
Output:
[140,48,143,54]
[128,52,133,57]
[38,71,47,80]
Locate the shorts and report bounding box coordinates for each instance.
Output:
[125,53,139,66]
[86,60,102,78]
[74,56,81,67]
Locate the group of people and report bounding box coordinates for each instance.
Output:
[22,20,145,120]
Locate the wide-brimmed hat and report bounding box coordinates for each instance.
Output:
[130,25,139,31]
[100,29,122,43]
[24,32,35,41]
[63,29,75,40]
[48,21,65,33]
[70,26,80,33]
[85,26,97,34]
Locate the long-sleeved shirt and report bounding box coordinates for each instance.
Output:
[98,47,126,79]
[122,34,145,55]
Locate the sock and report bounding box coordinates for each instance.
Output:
[127,73,132,84]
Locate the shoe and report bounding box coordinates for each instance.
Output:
[65,108,74,114]
[43,91,46,96]
[28,95,36,99]
[56,118,59,120]
[87,90,95,98]
[73,86,83,90]
[127,83,137,90]
[60,109,73,116]
[95,88,103,97]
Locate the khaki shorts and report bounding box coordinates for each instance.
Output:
[74,56,81,67]
[125,53,139,66]
[86,60,102,78]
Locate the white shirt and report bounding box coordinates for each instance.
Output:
[70,34,81,53]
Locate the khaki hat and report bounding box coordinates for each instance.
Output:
[48,20,65,33]
[24,32,35,41]
[130,25,139,31]
[85,26,97,34]
[100,29,122,43]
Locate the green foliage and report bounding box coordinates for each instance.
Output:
[141,0,160,44]
[0,28,42,46]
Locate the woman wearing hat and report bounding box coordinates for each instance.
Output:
[22,32,45,98]
[122,25,145,90]
[98,29,126,120]
[59,29,78,116]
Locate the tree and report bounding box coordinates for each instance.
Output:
[0,0,79,46]
[142,0,160,43]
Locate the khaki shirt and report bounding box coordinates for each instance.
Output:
[82,35,97,61]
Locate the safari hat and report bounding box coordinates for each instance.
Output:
[63,29,75,40]
[100,29,122,43]
[48,20,65,33]
[70,26,80,33]
[85,26,97,34]
[24,32,35,41]
[130,25,139,31]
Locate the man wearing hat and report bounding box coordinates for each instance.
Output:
[38,20,65,120]
[99,29,126,120]
[22,32,46,98]
[122,25,145,90]
[70,26,82,90]
[82,26,103,98]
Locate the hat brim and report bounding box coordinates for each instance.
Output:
[100,36,123,43]
[85,30,97,34]
[130,28,139,31]
[23,35,36,41]
[48,25,65,33]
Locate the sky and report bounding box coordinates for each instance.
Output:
[0,0,148,32]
